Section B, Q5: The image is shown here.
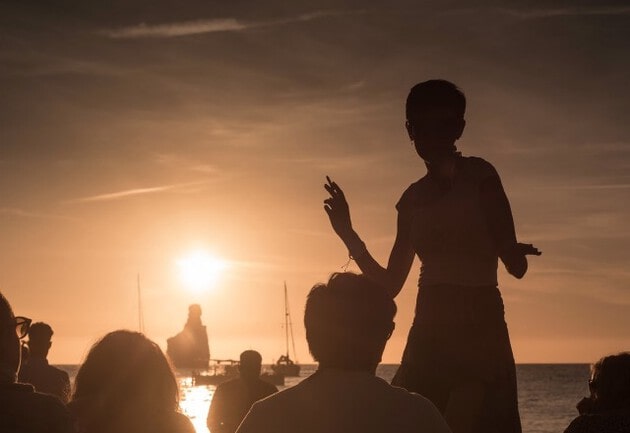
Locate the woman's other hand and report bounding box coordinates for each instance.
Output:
[502,242,541,279]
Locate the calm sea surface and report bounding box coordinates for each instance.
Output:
[58,363,589,433]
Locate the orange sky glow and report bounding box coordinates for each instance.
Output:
[1,2,629,364]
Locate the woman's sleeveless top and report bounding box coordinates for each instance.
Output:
[396,156,499,287]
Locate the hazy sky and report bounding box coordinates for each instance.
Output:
[2,1,629,364]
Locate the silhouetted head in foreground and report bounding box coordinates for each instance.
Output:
[405,79,466,164]
[588,352,630,411]
[27,322,54,359]
[239,350,263,381]
[305,273,396,373]
[71,330,180,432]
[0,292,30,383]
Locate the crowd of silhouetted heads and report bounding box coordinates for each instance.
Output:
[2,285,628,433]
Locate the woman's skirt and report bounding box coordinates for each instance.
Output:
[392,284,522,433]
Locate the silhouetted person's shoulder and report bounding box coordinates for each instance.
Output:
[208,377,278,433]
[218,376,277,396]
[459,155,499,179]
[164,412,196,433]
[0,382,73,433]
[19,359,70,403]
[397,155,501,213]
[236,370,451,433]
[564,412,630,433]
[396,174,434,212]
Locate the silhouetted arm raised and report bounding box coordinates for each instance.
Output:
[324,177,415,297]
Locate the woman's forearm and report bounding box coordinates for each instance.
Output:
[341,225,414,297]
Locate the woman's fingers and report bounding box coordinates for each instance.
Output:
[517,243,542,256]
[324,176,344,198]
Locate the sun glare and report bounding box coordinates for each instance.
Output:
[176,250,227,292]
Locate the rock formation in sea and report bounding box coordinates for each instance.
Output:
[167,304,210,369]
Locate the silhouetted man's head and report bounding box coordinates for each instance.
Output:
[304,273,396,372]
[589,352,630,411]
[27,322,54,359]
[0,293,22,382]
[405,79,466,162]
[239,350,263,381]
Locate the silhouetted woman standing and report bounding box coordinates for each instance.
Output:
[324,80,540,433]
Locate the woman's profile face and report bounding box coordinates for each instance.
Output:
[0,310,21,379]
[588,369,600,400]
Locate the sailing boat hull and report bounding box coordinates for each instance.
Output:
[271,363,300,377]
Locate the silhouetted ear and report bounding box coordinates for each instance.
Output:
[405,121,414,141]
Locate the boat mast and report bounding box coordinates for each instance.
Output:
[284,281,298,362]
[284,281,289,359]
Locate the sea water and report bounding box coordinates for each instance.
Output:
[59,363,590,433]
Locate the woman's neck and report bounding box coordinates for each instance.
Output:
[426,154,458,180]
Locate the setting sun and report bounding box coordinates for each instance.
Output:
[176,250,228,292]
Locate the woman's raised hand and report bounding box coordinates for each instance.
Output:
[324,176,353,239]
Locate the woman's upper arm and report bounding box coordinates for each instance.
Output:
[479,170,517,253]
[385,211,415,297]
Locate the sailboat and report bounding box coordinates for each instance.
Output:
[271,282,300,377]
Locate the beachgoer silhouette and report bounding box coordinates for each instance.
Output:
[167,304,211,369]
[323,80,541,433]
[68,330,195,433]
[18,322,71,403]
[0,293,74,433]
[236,273,451,433]
[207,350,278,433]
[564,352,630,433]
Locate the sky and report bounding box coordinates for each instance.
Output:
[1,0,629,364]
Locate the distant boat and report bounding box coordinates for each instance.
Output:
[192,359,238,386]
[271,282,300,377]
[193,359,284,387]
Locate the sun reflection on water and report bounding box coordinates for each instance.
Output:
[178,376,214,433]
[176,366,316,433]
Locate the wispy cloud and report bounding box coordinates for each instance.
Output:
[102,18,245,38]
[520,210,630,242]
[515,266,630,306]
[101,10,364,39]
[535,183,630,191]
[67,181,208,203]
[0,207,75,221]
[501,6,630,19]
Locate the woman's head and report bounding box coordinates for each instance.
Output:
[0,292,21,383]
[589,352,630,410]
[73,330,179,425]
[405,80,466,162]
